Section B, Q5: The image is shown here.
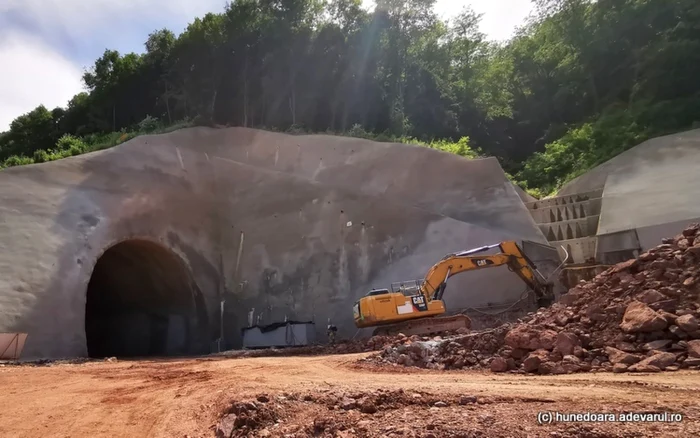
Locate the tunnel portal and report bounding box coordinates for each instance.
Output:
[85,239,208,358]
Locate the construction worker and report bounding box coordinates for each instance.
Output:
[327,319,338,344]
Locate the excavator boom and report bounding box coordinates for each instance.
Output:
[353,240,553,337]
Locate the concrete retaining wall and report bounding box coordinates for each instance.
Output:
[554,129,700,264]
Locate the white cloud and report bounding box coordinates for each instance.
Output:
[1,0,228,40]
[0,32,84,131]
[0,0,227,131]
[363,0,535,41]
[440,0,535,42]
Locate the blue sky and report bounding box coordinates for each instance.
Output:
[0,0,534,131]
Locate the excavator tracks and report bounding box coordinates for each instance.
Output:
[371,314,472,337]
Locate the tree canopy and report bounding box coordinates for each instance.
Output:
[1,0,699,196]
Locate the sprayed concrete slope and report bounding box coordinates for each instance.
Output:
[556,129,700,261]
[512,183,537,203]
[0,127,552,358]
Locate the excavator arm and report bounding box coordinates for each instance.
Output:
[421,241,551,304]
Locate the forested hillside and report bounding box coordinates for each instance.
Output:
[1,0,699,196]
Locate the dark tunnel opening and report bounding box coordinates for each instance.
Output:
[85,239,209,358]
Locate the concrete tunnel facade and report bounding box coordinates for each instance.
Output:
[0,127,558,359]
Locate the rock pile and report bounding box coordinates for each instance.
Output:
[368,223,700,374]
[216,398,282,438]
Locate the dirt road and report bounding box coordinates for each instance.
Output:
[0,353,698,437]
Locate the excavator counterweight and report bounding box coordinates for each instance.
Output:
[352,240,554,337]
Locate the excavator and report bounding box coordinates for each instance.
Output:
[352,240,555,337]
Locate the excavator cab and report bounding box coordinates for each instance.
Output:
[353,283,447,333]
[391,280,423,296]
[354,282,435,329]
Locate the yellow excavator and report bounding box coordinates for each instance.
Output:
[352,241,554,337]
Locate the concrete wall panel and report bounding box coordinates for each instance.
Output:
[598,151,700,235]
[635,217,700,251]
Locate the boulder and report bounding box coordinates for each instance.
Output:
[459,396,477,405]
[522,349,549,373]
[682,223,699,237]
[510,348,528,360]
[562,355,581,364]
[629,363,662,373]
[360,400,378,414]
[615,342,637,352]
[637,289,667,304]
[683,277,698,287]
[658,310,678,324]
[660,287,682,298]
[687,340,700,358]
[548,350,564,362]
[215,414,236,438]
[504,326,557,351]
[683,358,700,367]
[605,347,642,365]
[611,258,638,273]
[537,361,557,375]
[669,325,689,339]
[642,340,672,351]
[688,243,700,256]
[341,397,358,410]
[620,301,668,333]
[676,314,699,333]
[628,352,677,371]
[585,304,608,322]
[559,292,580,306]
[612,363,628,373]
[649,300,679,313]
[490,357,508,373]
[552,363,569,374]
[554,332,581,356]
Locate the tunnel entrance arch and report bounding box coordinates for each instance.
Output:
[85,239,210,358]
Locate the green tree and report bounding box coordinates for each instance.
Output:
[1,106,58,160]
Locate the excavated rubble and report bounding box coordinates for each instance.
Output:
[214,390,580,438]
[363,223,700,374]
